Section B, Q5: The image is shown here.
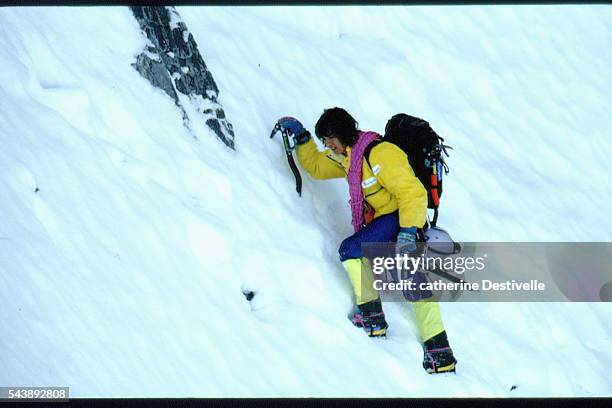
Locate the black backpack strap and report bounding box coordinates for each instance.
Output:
[363,139,382,170]
[431,208,439,227]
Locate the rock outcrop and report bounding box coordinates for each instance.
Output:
[130,6,235,149]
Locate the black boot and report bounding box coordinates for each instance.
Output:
[422,330,457,373]
[350,299,389,337]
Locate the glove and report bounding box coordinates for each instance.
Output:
[396,227,432,302]
[396,227,418,255]
[395,226,419,278]
[278,116,311,145]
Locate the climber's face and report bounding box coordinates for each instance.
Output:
[323,136,346,155]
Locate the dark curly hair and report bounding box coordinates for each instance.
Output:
[314,107,359,147]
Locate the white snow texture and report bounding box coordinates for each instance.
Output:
[0,5,611,397]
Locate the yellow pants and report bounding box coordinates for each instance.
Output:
[342,257,445,342]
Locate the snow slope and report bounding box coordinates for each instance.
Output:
[0,5,611,397]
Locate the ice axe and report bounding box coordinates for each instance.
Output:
[270,121,302,197]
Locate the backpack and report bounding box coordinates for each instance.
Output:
[364,113,451,227]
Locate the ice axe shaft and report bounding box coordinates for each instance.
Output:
[421,267,475,290]
[270,123,302,196]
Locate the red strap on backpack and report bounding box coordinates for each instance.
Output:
[430,174,440,207]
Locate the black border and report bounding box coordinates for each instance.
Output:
[1,1,611,7]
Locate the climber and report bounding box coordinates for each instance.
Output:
[275,108,457,373]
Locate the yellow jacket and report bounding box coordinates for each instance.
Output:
[296,138,427,228]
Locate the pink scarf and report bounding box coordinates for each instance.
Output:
[348,131,381,232]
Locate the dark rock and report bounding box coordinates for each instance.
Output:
[132,49,178,103]
[242,290,255,302]
[130,6,235,149]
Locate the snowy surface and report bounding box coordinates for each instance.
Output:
[0,5,611,397]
